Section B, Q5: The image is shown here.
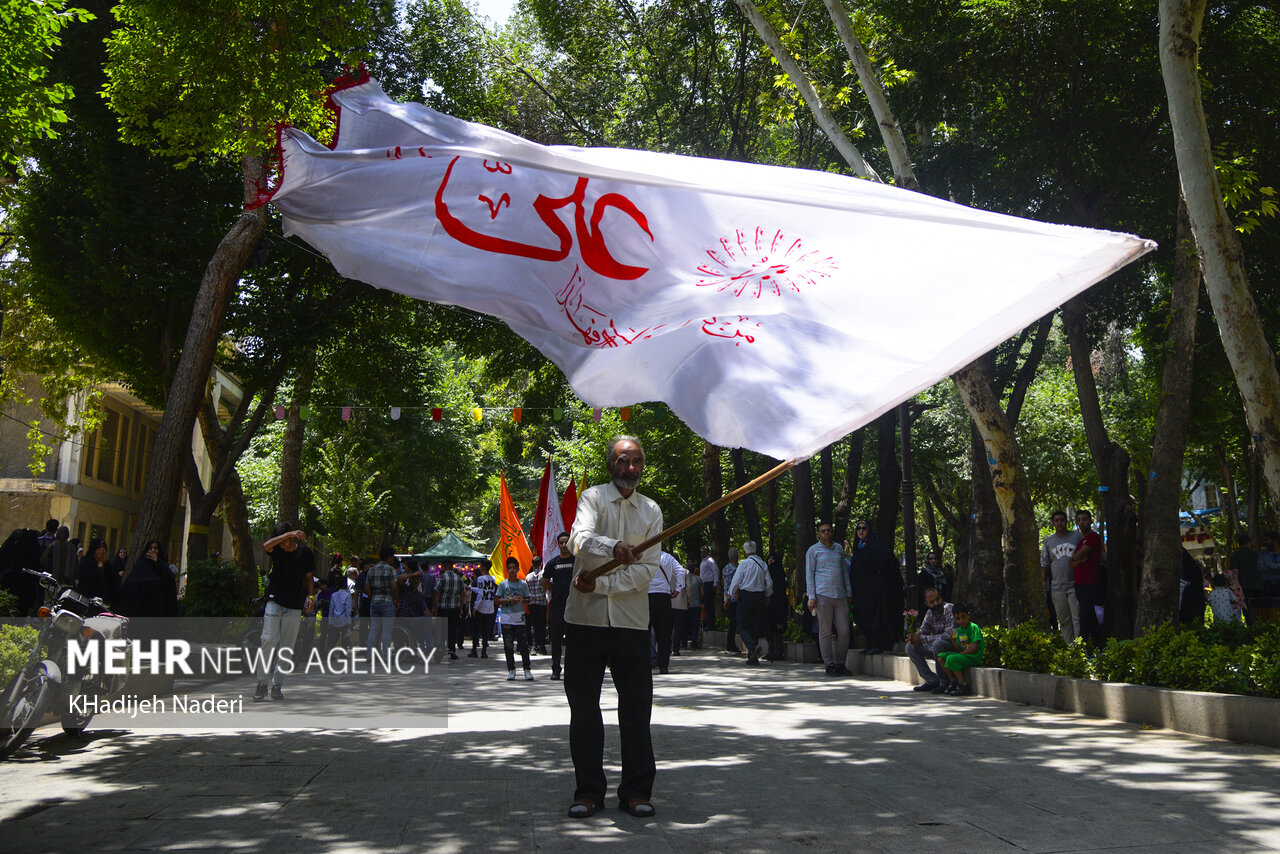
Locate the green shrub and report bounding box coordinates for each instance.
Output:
[981,624,1005,667]
[782,622,811,644]
[1243,629,1280,698]
[1050,639,1093,678]
[1092,637,1136,683]
[969,618,1280,699]
[1190,643,1252,695]
[0,589,22,618]
[0,624,40,688]
[180,557,254,618]
[1129,622,1178,686]
[1195,618,1257,650]
[997,622,1061,674]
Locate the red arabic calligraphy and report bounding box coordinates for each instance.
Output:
[435,157,655,280]
[701,316,759,346]
[695,227,836,298]
[555,266,663,348]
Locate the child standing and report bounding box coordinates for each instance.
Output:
[937,602,984,696]
[1208,573,1243,624]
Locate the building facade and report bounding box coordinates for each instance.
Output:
[0,370,244,579]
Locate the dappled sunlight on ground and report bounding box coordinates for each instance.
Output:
[0,648,1276,852]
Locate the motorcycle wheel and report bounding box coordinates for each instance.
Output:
[0,668,56,758]
[239,625,262,657]
[391,625,414,650]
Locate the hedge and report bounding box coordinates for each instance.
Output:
[980,620,1280,699]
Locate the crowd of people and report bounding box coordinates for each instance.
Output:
[0,518,178,619]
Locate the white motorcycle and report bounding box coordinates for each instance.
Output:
[0,568,130,757]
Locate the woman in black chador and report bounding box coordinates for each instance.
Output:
[848,519,903,655]
[118,540,178,619]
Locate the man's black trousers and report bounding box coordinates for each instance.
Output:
[648,592,673,671]
[564,623,654,806]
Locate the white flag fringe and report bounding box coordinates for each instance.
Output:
[264,74,1155,460]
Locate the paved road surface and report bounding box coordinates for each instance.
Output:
[1,648,1277,853]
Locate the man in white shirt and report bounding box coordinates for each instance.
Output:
[726,541,773,665]
[564,435,662,821]
[649,550,683,674]
[699,546,719,630]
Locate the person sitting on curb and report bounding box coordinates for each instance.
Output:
[906,587,955,693]
[936,603,984,696]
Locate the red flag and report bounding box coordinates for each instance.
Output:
[560,476,578,534]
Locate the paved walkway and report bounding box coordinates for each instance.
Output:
[1,648,1278,853]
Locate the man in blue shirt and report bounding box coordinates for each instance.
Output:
[805,522,851,677]
[496,557,533,680]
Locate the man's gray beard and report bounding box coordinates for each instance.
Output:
[613,474,641,491]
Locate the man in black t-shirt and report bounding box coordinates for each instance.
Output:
[254,523,316,702]
[542,531,574,680]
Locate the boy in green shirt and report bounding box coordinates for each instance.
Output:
[937,602,983,696]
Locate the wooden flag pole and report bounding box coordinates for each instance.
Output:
[582,457,797,582]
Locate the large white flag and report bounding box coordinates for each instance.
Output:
[265,74,1154,459]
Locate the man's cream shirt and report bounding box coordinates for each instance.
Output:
[565,481,663,631]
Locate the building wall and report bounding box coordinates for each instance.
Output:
[2,373,243,578]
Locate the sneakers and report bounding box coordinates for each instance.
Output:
[931,682,950,695]
[524,669,534,681]
[507,670,517,681]
[914,682,939,692]
[951,683,971,696]
[252,683,268,702]
[270,684,284,701]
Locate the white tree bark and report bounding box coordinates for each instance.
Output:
[736,0,1043,622]
[732,0,880,180]
[1160,0,1280,526]
[820,0,918,190]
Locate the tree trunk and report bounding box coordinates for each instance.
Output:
[1246,432,1260,542]
[277,361,314,529]
[792,458,815,599]
[765,475,779,558]
[924,488,940,553]
[819,445,833,529]
[963,424,1004,621]
[1161,0,1280,530]
[1136,199,1201,633]
[875,411,900,545]
[1063,296,1138,638]
[832,428,864,543]
[953,359,1046,626]
[129,155,266,562]
[738,0,1043,619]
[702,440,729,565]
[1217,445,1240,548]
[222,470,259,601]
[820,0,918,190]
[730,448,763,547]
